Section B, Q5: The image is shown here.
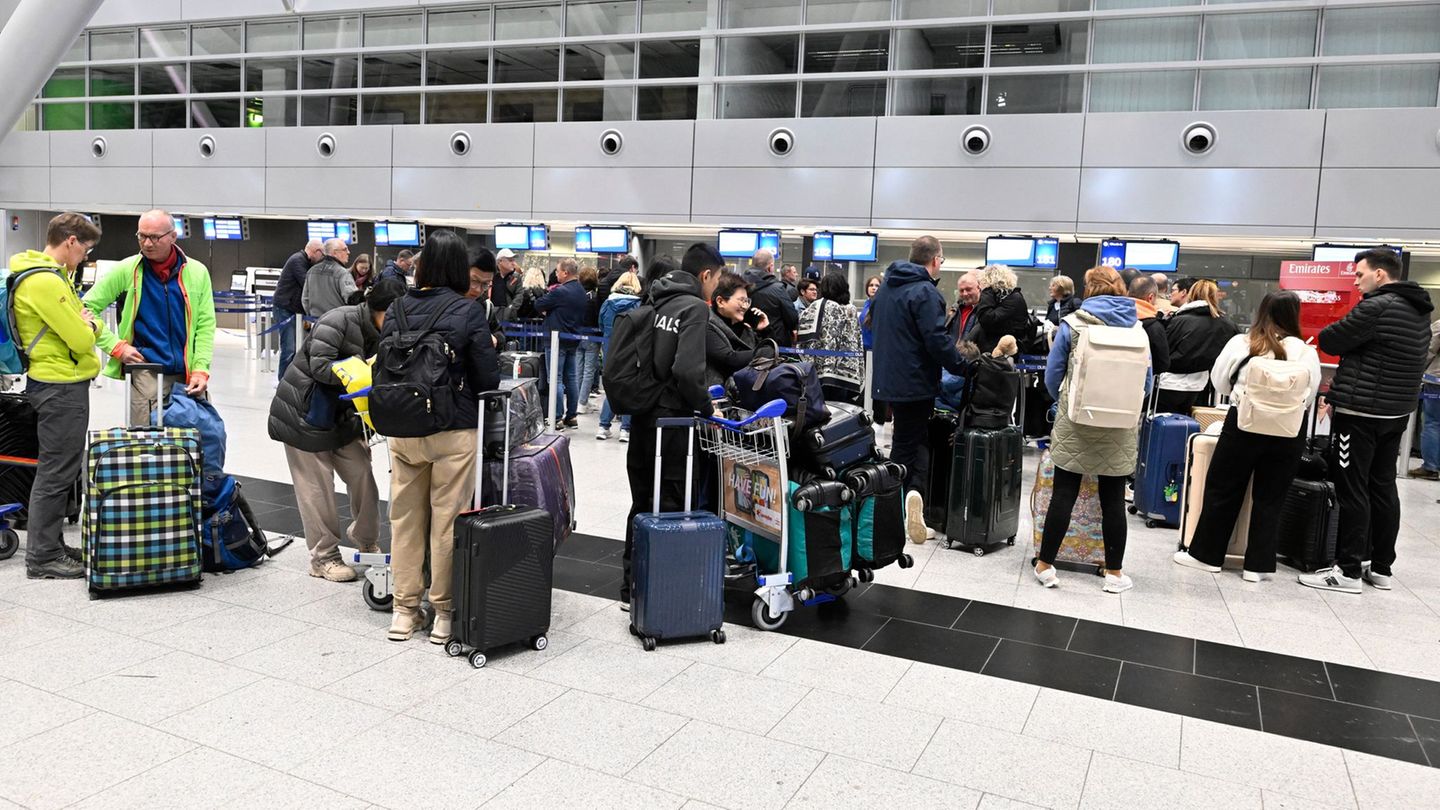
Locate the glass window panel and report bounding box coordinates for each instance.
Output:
[718,83,797,118]
[493,89,558,122]
[245,59,298,92]
[302,95,358,126]
[140,63,187,95]
[63,36,85,63]
[89,102,133,127]
[302,56,358,90]
[139,100,187,128]
[803,30,889,73]
[362,93,421,124]
[246,95,298,127]
[1093,17,1200,63]
[639,40,701,79]
[495,4,562,40]
[801,80,885,117]
[1199,67,1312,110]
[564,43,636,81]
[562,86,634,121]
[1097,0,1196,7]
[639,84,698,119]
[724,0,801,29]
[192,24,242,56]
[567,1,637,36]
[191,61,241,94]
[365,13,421,47]
[806,0,890,24]
[90,30,136,60]
[641,0,706,32]
[990,21,1088,67]
[493,47,560,83]
[1203,11,1316,60]
[191,99,240,127]
[1322,6,1440,57]
[1089,70,1195,111]
[994,0,1090,14]
[892,77,983,115]
[247,20,297,53]
[140,27,187,59]
[304,17,360,50]
[1318,64,1440,109]
[428,8,491,44]
[719,35,800,76]
[895,27,985,71]
[988,73,1084,114]
[42,103,86,130]
[43,69,85,98]
[89,66,134,97]
[427,92,488,123]
[427,49,489,85]
[899,0,987,18]
[363,53,423,88]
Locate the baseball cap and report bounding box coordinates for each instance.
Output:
[496,248,517,259]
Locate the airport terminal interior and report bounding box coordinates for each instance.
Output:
[4,0,1440,808]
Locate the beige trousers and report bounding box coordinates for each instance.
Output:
[284,439,380,564]
[388,429,477,613]
[129,370,187,427]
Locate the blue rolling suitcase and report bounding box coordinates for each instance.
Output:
[630,417,727,651]
[1132,411,1200,528]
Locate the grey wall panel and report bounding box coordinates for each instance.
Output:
[265,167,391,217]
[872,167,1080,232]
[693,118,876,169]
[391,124,534,169]
[1078,168,1319,235]
[90,0,182,25]
[875,115,1084,168]
[0,132,51,167]
[152,128,265,169]
[1321,108,1440,168]
[152,167,265,213]
[534,121,694,168]
[691,167,873,227]
[1082,110,1325,169]
[51,130,152,168]
[534,168,690,222]
[1316,168,1440,238]
[0,167,49,207]
[51,167,151,211]
[265,126,393,169]
[390,167,532,218]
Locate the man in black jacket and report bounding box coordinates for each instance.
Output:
[620,243,723,608]
[1128,275,1172,377]
[745,248,799,347]
[1300,250,1434,595]
[271,237,323,381]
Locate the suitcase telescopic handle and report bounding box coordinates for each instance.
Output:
[121,363,166,427]
[653,417,698,515]
[476,389,514,510]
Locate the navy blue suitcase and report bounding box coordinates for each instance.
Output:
[796,401,875,478]
[1132,412,1199,528]
[630,417,727,651]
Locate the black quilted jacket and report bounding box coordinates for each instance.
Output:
[1320,281,1434,417]
[268,302,379,452]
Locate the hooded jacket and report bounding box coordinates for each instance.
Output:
[1160,301,1239,391]
[6,250,100,384]
[744,269,799,348]
[1321,280,1435,417]
[83,250,215,382]
[648,271,714,416]
[973,286,1031,354]
[599,291,641,337]
[302,255,359,318]
[705,310,760,389]
[268,302,382,452]
[1133,298,1171,376]
[871,260,967,402]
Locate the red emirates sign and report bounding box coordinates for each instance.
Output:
[1279,260,1356,292]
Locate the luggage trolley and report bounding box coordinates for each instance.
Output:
[334,384,400,611]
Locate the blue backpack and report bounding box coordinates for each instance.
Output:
[201,475,267,572]
[162,384,228,496]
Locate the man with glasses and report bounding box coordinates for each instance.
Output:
[302,238,360,320]
[85,209,216,427]
[9,213,103,578]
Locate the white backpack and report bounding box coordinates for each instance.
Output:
[1235,356,1311,437]
[1063,314,1151,429]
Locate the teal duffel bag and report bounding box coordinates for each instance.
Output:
[730,480,852,591]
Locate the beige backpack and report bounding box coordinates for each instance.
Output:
[1235,356,1311,437]
[1063,314,1151,429]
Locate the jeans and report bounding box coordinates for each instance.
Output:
[888,399,933,494]
[1421,393,1440,473]
[275,305,297,381]
[556,345,579,420]
[23,379,88,567]
[1039,467,1129,571]
[578,342,601,401]
[1330,411,1407,578]
[599,397,630,431]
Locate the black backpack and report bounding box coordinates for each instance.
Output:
[601,303,665,415]
[370,298,467,438]
[963,355,1022,430]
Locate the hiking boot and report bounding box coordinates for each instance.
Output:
[388,606,423,642]
[429,610,453,644]
[310,558,358,582]
[26,556,84,580]
[62,544,83,563]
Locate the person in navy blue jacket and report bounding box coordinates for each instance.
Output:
[536,257,589,429]
[871,236,969,544]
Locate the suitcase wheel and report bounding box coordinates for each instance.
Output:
[641,636,657,652]
[751,597,788,632]
[445,639,465,658]
[1127,505,1138,515]
[898,554,914,569]
[0,528,17,561]
[628,623,639,637]
[1007,537,1015,546]
[531,635,548,651]
[710,629,726,645]
[469,650,487,669]
[362,580,393,612]
[972,547,986,558]
[1144,519,1158,529]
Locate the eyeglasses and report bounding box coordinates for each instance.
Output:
[136,230,174,243]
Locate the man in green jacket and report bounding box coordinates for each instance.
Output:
[8,212,103,579]
[83,210,216,426]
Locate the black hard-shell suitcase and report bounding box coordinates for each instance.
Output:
[924,410,958,531]
[481,377,544,459]
[796,400,874,478]
[498,350,546,383]
[1276,478,1338,573]
[844,461,913,576]
[446,390,554,669]
[0,391,82,528]
[946,425,1024,555]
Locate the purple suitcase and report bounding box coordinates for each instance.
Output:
[481,432,575,553]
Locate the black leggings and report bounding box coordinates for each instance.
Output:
[1038,467,1128,571]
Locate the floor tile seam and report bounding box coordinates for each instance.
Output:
[620,716,696,783]
[222,633,409,689]
[44,735,202,810]
[633,658,697,708]
[1405,715,1434,769]
[468,752,550,810]
[0,701,99,753]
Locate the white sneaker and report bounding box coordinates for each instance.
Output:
[596,428,611,440]
[904,491,927,544]
[1103,572,1134,594]
[618,429,630,443]
[577,403,590,415]
[1361,566,1393,590]
[1242,570,1269,583]
[1297,565,1362,594]
[1033,564,1059,588]
[1172,550,1221,573]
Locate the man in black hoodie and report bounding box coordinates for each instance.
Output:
[1299,249,1434,595]
[745,248,799,347]
[621,243,724,608]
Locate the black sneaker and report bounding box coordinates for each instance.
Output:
[561,418,580,431]
[26,556,84,580]
[63,544,83,563]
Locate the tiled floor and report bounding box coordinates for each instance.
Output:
[4,333,1440,807]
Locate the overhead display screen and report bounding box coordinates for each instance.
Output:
[588,226,631,254]
[717,229,760,258]
[173,217,189,239]
[985,237,1036,267]
[1034,237,1059,269]
[758,230,781,260]
[831,232,879,263]
[1098,239,1126,269]
[494,224,531,250]
[812,232,833,261]
[527,225,549,250]
[1312,244,1403,263]
[306,220,355,243]
[202,217,245,241]
[1122,240,1180,272]
[574,226,592,253]
[375,221,423,247]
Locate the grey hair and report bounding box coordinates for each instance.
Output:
[977,264,1018,292]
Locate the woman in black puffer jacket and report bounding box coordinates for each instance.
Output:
[973,264,1033,354]
[268,277,408,584]
[1156,279,1240,414]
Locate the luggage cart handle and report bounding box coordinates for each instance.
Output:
[476,389,515,510]
[703,398,786,430]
